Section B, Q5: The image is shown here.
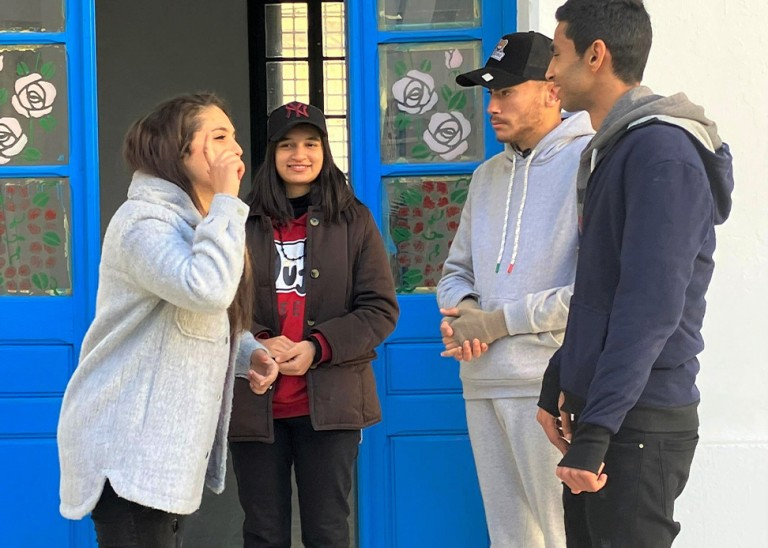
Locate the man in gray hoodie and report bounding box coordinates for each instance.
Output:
[437,31,593,547]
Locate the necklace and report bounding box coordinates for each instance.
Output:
[276,226,306,262]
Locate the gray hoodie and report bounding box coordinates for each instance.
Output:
[437,111,594,399]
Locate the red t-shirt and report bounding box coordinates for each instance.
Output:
[272,214,310,418]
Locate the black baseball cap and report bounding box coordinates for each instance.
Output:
[267,101,328,142]
[456,31,553,89]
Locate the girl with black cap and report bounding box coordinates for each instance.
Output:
[229,101,399,547]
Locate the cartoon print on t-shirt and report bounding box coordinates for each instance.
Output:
[274,237,306,297]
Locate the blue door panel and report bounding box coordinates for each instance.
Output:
[386,343,462,393]
[1,1,99,546]
[0,345,73,393]
[391,435,487,546]
[349,1,517,545]
[385,394,468,435]
[0,397,62,434]
[0,439,69,547]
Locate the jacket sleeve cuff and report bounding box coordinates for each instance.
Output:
[537,353,561,416]
[235,330,267,378]
[558,423,612,474]
[503,299,531,336]
[309,333,332,367]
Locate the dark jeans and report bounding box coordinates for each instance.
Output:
[91,480,185,548]
[230,415,361,548]
[563,427,698,548]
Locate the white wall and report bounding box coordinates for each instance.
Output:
[521,1,768,546]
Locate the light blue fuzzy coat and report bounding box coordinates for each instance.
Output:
[57,172,264,519]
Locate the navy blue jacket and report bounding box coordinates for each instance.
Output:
[540,120,733,472]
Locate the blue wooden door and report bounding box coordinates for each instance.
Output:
[347,2,516,546]
[0,1,100,546]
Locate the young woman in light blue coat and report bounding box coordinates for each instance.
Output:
[57,93,279,547]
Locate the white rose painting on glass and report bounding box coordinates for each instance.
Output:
[0,45,67,165]
[12,73,58,119]
[423,111,472,161]
[0,117,28,164]
[392,70,439,115]
[381,42,483,164]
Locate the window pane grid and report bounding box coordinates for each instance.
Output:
[323,60,347,116]
[266,61,310,114]
[322,2,345,57]
[326,118,348,175]
[265,3,308,58]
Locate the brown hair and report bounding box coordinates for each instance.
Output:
[123,93,253,334]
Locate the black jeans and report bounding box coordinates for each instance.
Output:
[230,415,361,548]
[91,480,185,548]
[563,427,698,548]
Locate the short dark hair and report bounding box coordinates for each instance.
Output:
[247,127,356,226]
[555,0,652,84]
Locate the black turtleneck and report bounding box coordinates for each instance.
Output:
[288,192,312,219]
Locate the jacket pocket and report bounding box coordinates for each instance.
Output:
[537,328,565,348]
[309,361,381,430]
[228,378,274,442]
[175,308,228,343]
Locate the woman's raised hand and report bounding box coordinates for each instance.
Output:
[203,131,245,197]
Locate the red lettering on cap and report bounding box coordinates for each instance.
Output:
[285,102,309,118]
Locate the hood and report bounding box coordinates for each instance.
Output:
[126,171,203,227]
[578,86,733,225]
[503,110,594,164]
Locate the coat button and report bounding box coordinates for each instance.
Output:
[310,268,319,278]
[307,320,316,326]
[309,217,320,226]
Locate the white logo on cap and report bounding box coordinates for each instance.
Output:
[490,39,508,61]
[482,73,494,82]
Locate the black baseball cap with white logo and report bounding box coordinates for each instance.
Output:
[456,31,553,89]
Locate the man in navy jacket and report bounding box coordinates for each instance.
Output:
[537,1,734,546]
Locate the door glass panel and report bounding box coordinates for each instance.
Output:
[380,41,483,164]
[0,45,69,165]
[266,61,310,114]
[265,3,308,58]
[0,0,65,33]
[384,175,470,293]
[378,0,480,30]
[326,117,348,174]
[322,2,345,57]
[323,60,346,116]
[0,178,72,296]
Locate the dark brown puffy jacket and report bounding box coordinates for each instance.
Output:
[229,199,399,442]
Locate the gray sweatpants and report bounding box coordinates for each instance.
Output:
[465,396,566,548]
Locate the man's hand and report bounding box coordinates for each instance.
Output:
[248,348,279,394]
[439,307,488,361]
[449,307,507,346]
[557,463,607,494]
[274,340,315,376]
[536,407,571,456]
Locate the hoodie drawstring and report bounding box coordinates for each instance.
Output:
[495,150,536,274]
